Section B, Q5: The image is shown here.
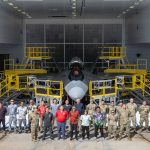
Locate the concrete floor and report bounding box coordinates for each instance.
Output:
[0,133,149,150]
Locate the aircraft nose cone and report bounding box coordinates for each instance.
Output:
[65,81,88,101]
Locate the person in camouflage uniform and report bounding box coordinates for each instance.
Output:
[139,101,150,131]
[126,98,137,131]
[116,100,123,127]
[118,104,131,141]
[107,110,118,140]
[27,100,37,133]
[108,101,117,114]
[99,99,108,130]
[29,107,40,142]
[86,99,96,119]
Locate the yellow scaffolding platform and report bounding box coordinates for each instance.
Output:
[25,47,53,60]
[98,47,126,60]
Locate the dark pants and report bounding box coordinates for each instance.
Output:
[57,122,66,139]
[43,125,53,139]
[82,126,89,139]
[70,123,78,139]
[0,119,5,131]
[94,124,104,138]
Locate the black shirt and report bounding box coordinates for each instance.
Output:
[0,107,7,119]
[64,104,72,112]
[43,112,53,127]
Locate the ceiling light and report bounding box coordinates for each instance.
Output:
[22,12,26,14]
[72,3,76,6]
[130,6,134,9]
[126,9,129,12]
[17,9,21,12]
[139,0,144,1]
[13,6,18,9]
[3,0,9,2]
[72,6,76,9]
[72,0,76,2]
[8,2,14,6]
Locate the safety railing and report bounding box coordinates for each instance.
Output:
[35,80,63,98]
[25,47,53,59]
[98,47,126,59]
[89,79,117,98]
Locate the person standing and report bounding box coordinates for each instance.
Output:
[64,99,72,133]
[7,99,17,133]
[99,100,108,131]
[69,106,79,140]
[86,99,96,119]
[93,107,106,139]
[107,110,118,140]
[118,104,131,141]
[38,100,47,132]
[80,110,91,140]
[27,100,37,133]
[56,105,68,140]
[108,101,117,114]
[29,107,39,142]
[0,102,7,133]
[42,107,54,140]
[50,99,60,129]
[75,99,84,133]
[126,98,137,131]
[139,101,150,131]
[17,101,27,133]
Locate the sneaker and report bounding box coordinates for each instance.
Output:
[42,138,45,141]
[70,138,73,141]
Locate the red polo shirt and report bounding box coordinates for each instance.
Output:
[69,110,79,124]
[38,105,47,118]
[56,110,68,122]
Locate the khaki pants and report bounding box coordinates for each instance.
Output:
[31,126,38,140]
[119,123,130,138]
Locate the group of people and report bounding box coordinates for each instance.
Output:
[0,98,150,142]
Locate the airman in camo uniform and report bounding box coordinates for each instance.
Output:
[126,98,137,131]
[139,101,150,131]
[118,104,131,141]
[107,110,118,140]
[86,99,96,119]
[108,101,117,114]
[29,107,39,142]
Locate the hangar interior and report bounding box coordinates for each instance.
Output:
[0,0,150,104]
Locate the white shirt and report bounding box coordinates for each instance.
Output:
[80,115,91,126]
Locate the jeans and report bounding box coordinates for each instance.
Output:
[82,126,90,139]
[0,119,5,131]
[57,122,66,139]
[70,123,78,139]
[18,119,26,132]
[9,116,17,131]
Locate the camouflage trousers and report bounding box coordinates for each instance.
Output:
[31,126,38,140]
[108,125,117,138]
[140,116,149,129]
[129,116,136,129]
[119,123,130,138]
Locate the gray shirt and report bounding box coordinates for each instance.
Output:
[17,106,27,119]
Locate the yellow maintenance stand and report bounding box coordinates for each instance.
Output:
[0,47,63,102]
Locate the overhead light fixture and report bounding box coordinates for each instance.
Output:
[17,9,21,12]
[72,0,76,2]
[130,6,134,9]
[13,6,18,9]
[8,2,14,6]
[135,2,139,5]
[139,0,144,1]
[72,6,76,9]
[22,12,26,14]
[3,0,9,1]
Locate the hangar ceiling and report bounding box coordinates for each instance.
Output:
[0,0,149,19]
